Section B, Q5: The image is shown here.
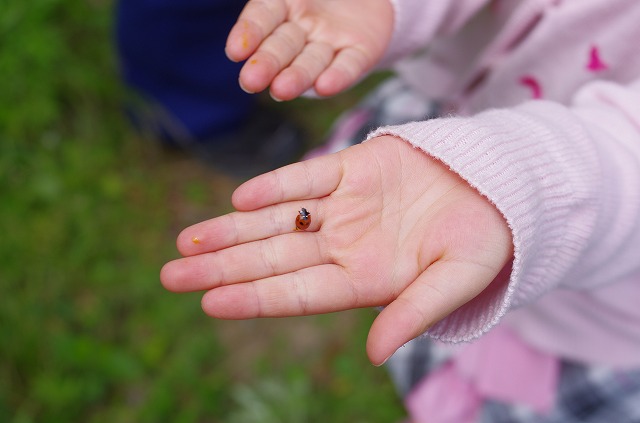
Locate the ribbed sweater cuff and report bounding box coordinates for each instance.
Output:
[368,105,599,342]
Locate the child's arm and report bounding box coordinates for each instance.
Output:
[160,136,514,365]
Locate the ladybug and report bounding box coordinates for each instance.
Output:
[295,207,311,231]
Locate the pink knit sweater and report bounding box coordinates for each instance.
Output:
[369,0,640,368]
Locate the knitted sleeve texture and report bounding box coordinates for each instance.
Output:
[367,79,640,342]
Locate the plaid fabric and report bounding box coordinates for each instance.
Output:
[386,336,640,423]
[322,77,640,422]
[485,362,640,422]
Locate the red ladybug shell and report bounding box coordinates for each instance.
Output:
[295,208,311,231]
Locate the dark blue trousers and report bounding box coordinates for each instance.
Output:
[116,0,253,141]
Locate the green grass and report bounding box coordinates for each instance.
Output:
[0,1,404,422]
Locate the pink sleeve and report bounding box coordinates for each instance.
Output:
[380,0,491,66]
[368,78,640,342]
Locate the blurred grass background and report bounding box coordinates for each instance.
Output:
[0,1,405,422]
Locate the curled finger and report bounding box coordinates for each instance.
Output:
[316,46,372,97]
[226,0,288,62]
[238,21,307,93]
[270,41,335,101]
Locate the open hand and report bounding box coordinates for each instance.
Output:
[226,0,394,100]
[160,136,513,365]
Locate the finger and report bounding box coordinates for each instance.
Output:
[201,264,363,318]
[238,22,307,93]
[270,42,335,101]
[176,201,323,256]
[161,232,325,292]
[365,259,498,365]
[232,153,343,211]
[226,0,288,62]
[315,46,372,97]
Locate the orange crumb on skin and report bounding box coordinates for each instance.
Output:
[191,237,201,245]
[249,59,258,65]
[241,22,250,49]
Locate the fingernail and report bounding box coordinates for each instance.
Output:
[269,92,283,102]
[374,354,393,367]
[225,48,238,62]
[238,80,254,94]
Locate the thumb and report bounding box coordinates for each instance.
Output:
[366,259,501,366]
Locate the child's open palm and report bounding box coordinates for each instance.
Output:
[161,137,514,365]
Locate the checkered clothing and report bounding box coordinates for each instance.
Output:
[320,77,640,422]
[482,362,640,422]
[386,336,640,423]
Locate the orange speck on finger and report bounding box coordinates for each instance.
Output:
[191,237,201,245]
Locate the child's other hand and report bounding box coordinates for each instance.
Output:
[160,136,513,365]
[226,0,394,101]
